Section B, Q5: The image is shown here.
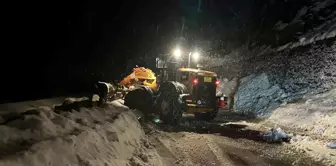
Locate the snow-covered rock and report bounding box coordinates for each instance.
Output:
[234,73,285,117]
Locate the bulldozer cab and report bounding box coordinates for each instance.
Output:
[155,57,179,83]
[175,69,195,92]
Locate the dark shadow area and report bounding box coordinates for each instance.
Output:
[155,113,289,144]
[226,152,250,166]
[0,109,40,125]
[160,121,267,143]
[54,98,95,113]
[214,110,258,122]
[0,139,34,159]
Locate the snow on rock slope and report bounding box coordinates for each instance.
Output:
[276,0,336,51]
[0,98,162,166]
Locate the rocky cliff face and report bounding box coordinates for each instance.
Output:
[216,38,336,117]
[211,0,336,117]
[233,74,286,117]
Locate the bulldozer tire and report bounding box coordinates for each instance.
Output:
[194,109,218,121]
[154,81,188,125]
[156,92,183,125]
[124,87,153,115]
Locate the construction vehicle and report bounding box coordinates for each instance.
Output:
[120,58,223,125]
[119,66,157,90]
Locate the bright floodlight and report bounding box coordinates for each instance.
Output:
[174,49,181,58]
[192,52,200,61]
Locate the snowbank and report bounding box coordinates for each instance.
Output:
[0,98,161,166]
[267,88,336,140]
[264,89,336,166]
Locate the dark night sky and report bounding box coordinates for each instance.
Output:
[2,0,317,102]
[3,0,182,102]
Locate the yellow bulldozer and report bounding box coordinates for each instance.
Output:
[118,62,223,125]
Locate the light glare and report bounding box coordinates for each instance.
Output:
[174,49,181,58]
[193,52,199,61]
